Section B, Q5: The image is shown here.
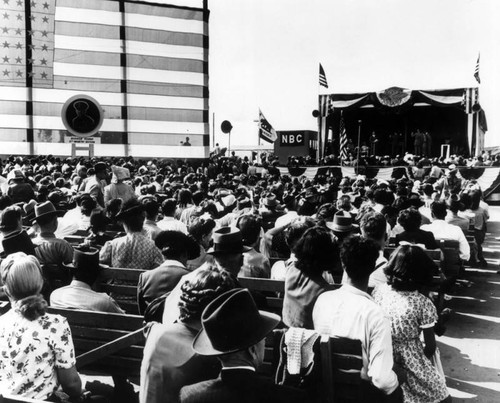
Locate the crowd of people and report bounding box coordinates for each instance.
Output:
[0,152,492,403]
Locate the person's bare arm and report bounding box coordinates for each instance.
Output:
[56,365,82,399]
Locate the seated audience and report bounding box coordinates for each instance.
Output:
[283,226,337,329]
[0,253,82,400]
[395,208,438,249]
[99,198,164,270]
[140,267,236,403]
[137,230,200,315]
[158,198,188,234]
[50,246,124,313]
[373,245,451,403]
[236,214,271,278]
[186,216,216,271]
[313,236,403,401]
[179,288,308,403]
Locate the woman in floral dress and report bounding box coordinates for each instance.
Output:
[0,253,82,401]
[372,245,451,403]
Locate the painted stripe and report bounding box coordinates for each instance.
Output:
[128,132,204,145]
[125,2,204,21]
[53,63,205,86]
[53,76,122,93]
[125,26,205,47]
[55,21,120,40]
[55,7,204,35]
[127,81,205,98]
[54,35,205,60]
[0,114,207,134]
[57,0,119,12]
[0,86,206,108]
[55,49,121,66]
[128,107,204,123]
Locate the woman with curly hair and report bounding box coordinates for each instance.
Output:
[0,253,82,401]
[372,245,451,403]
[140,266,236,403]
[282,226,338,329]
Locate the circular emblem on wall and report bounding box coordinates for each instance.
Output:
[376,87,412,107]
[61,94,104,137]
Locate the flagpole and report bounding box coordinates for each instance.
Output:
[339,111,343,166]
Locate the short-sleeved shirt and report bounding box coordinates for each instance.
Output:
[99,232,164,270]
[0,310,76,400]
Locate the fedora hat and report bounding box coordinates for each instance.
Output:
[7,169,25,184]
[262,193,280,208]
[326,211,358,233]
[206,227,251,256]
[192,288,280,356]
[32,201,64,223]
[64,246,107,272]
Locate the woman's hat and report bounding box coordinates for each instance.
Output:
[192,288,280,356]
[32,201,64,223]
[111,165,130,182]
[326,211,358,233]
[206,227,252,256]
[64,246,107,272]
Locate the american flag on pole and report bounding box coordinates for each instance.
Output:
[319,63,328,88]
[474,53,480,84]
[258,109,277,143]
[339,112,348,162]
[0,0,209,157]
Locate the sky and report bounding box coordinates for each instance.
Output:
[202,0,500,150]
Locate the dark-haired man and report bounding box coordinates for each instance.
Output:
[421,201,470,262]
[313,236,403,402]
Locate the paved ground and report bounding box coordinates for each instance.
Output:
[440,206,500,402]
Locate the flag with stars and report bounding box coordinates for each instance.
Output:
[0,0,54,86]
[0,0,209,157]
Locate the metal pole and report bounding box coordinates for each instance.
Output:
[357,120,362,165]
[212,112,215,148]
[228,130,231,155]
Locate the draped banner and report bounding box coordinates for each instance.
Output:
[278,166,500,200]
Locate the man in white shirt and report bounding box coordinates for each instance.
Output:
[313,236,403,402]
[421,201,470,262]
[157,198,188,234]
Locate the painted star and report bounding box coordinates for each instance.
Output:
[1,27,8,34]
[16,0,22,5]
[27,29,33,36]
[2,69,9,76]
[27,58,34,64]
[15,56,21,63]
[2,41,9,48]
[42,16,48,23]
[2,55,9,63]
[15,28,21,35]
[40,71,47,79]
[42,1,48,8]
[3,0,9,4]
[41,30,48,37]
[15,69,22,77]
[40,57,47,65]
[15,42,22,49]
[28,71,33,77]
[30,15,35,22]
[28,44,34,50]
[16,13,22,20]
[30,1,35,7]
[2,12,9,19]
[41,43,48,51]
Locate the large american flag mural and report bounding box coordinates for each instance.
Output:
[0,0,209,157]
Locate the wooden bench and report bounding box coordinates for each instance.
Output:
[238,277,285,315]
[47,307,145,380]
[96,267,146,314]
[321,336,363,403]
[0,395,47,403]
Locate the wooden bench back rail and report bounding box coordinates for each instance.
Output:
[238,277,285,313]
[320,335,363,403]
[47,307,145,377]
[0,395,47,403]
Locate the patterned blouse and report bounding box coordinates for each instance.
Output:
[99,232,164,270]
[0,310,76,400]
